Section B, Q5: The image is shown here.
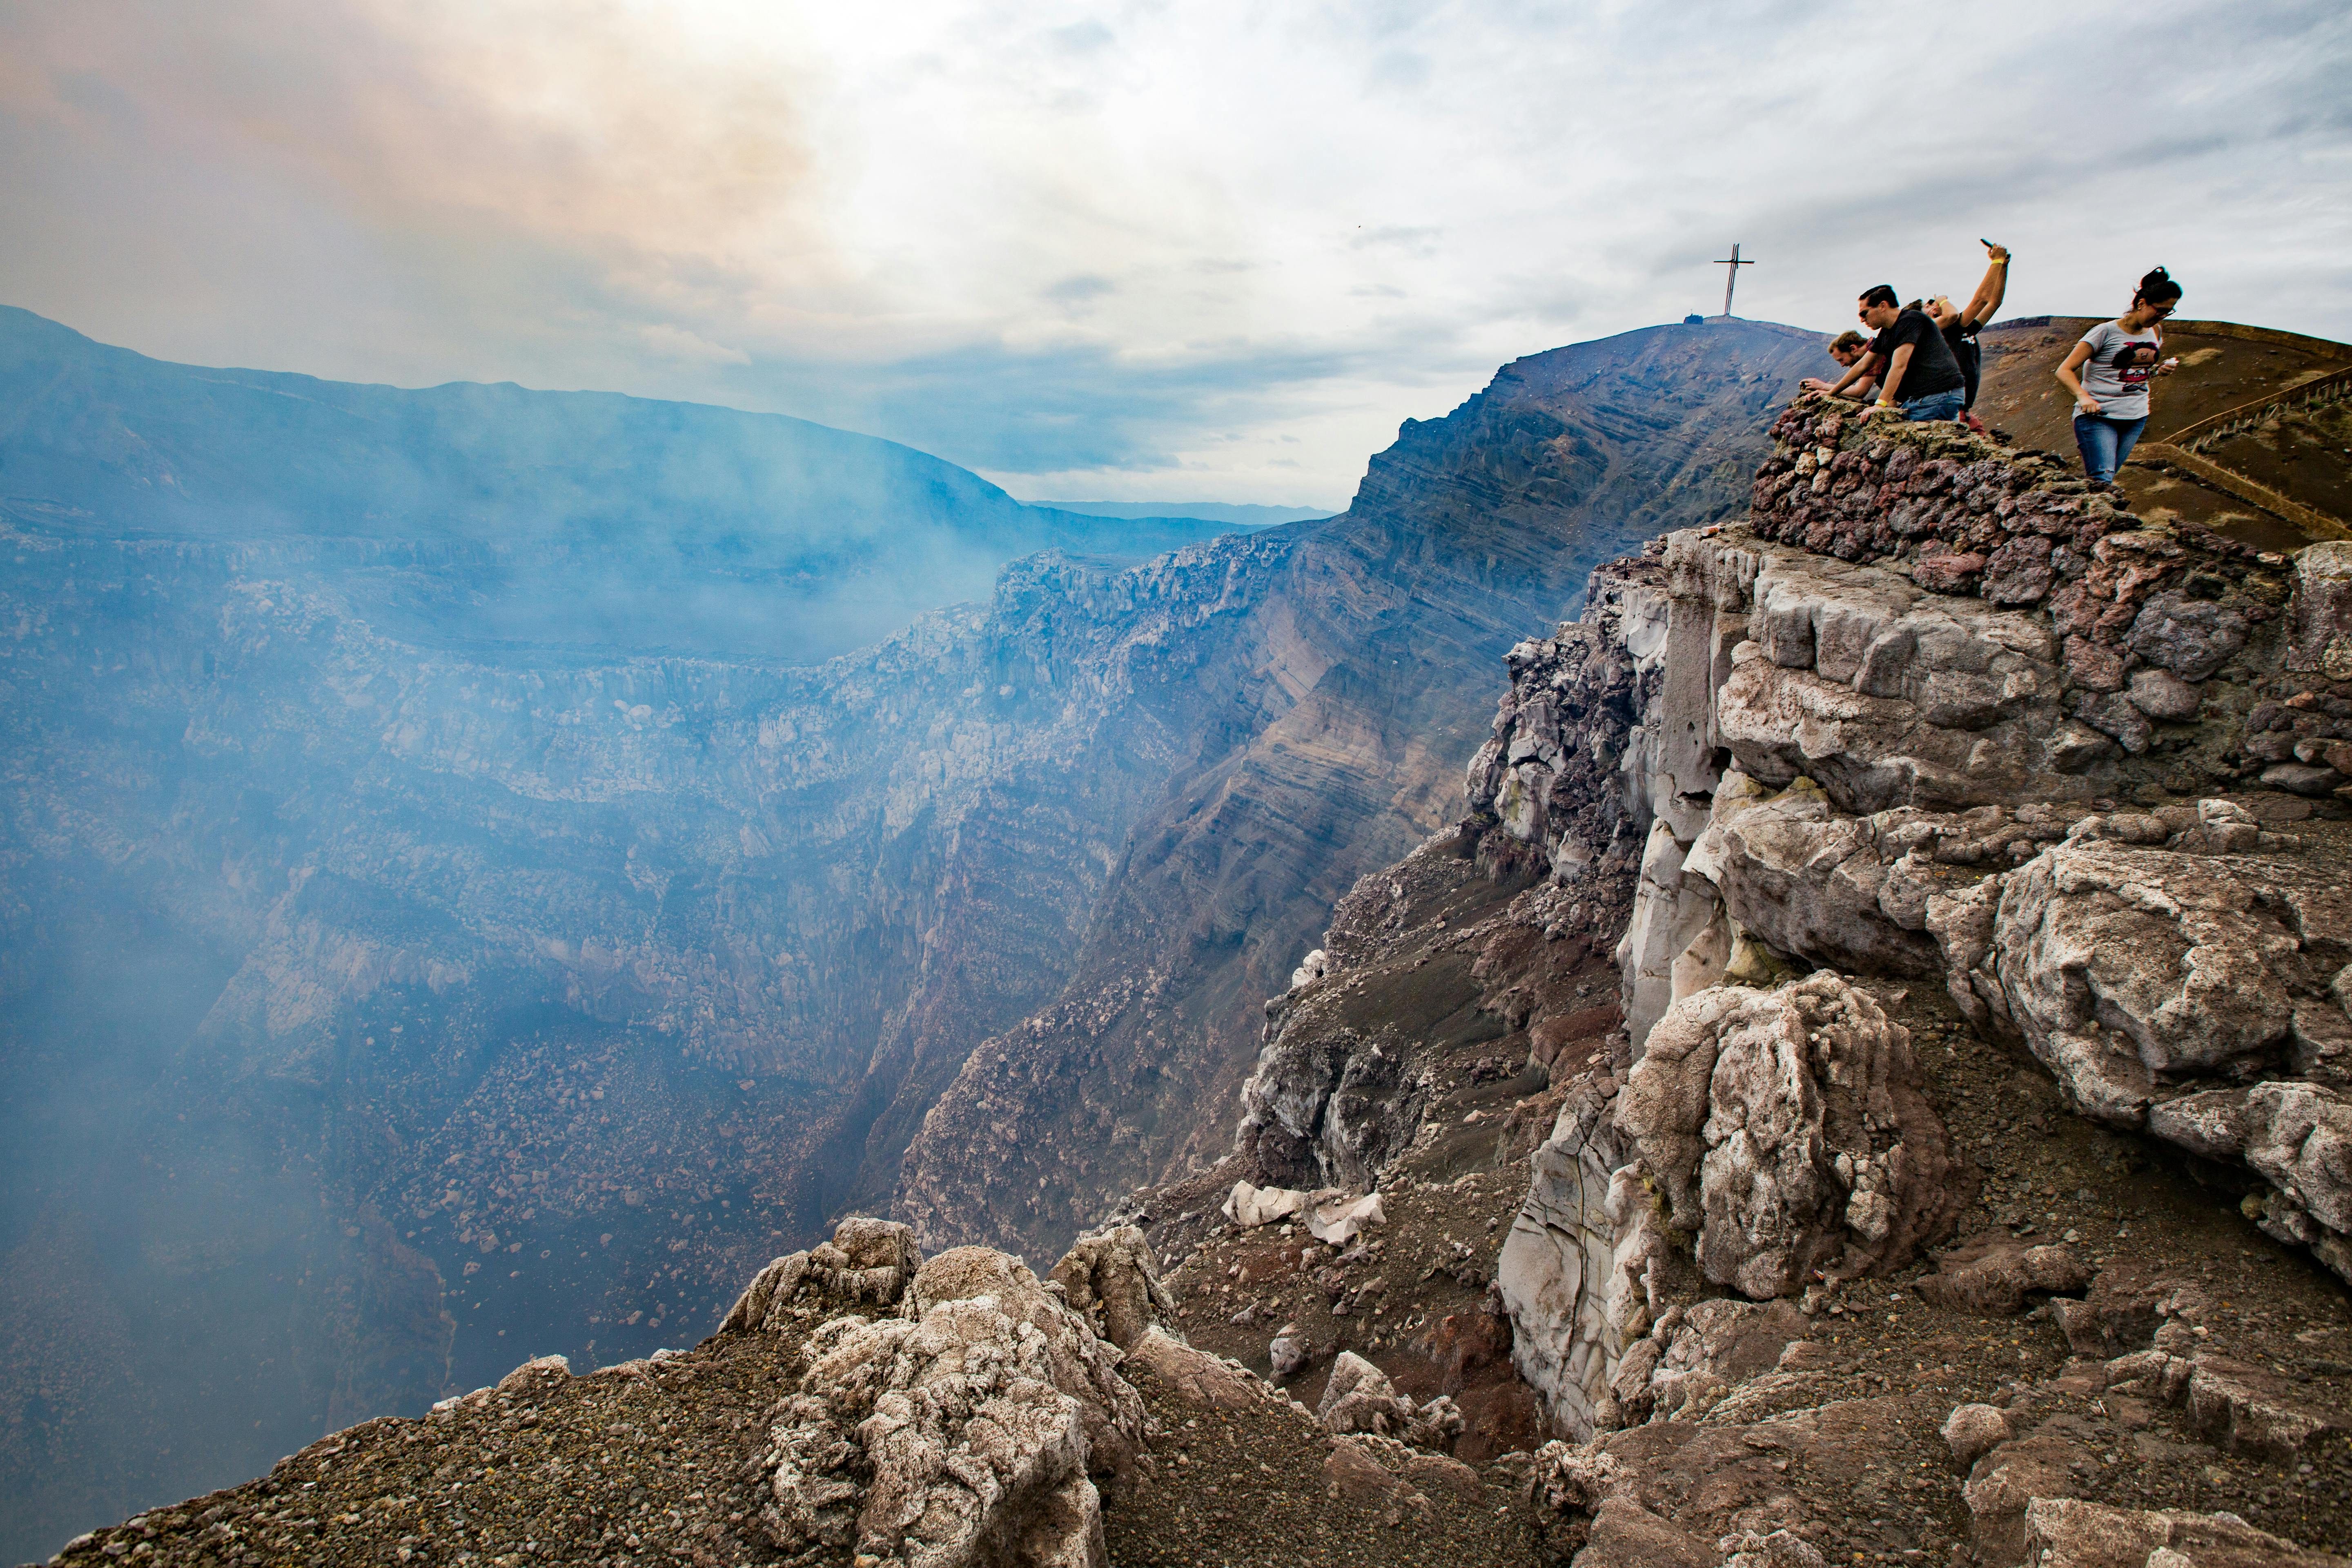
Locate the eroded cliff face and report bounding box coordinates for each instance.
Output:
[1124,387,2352,1564]
[0,520,1294,1548]
[892,322,1832,1265]
[1463,399,2352,1432]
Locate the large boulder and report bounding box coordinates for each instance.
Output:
[1049,1225,1176,1349]
[1939,843,2318,1118]
[1314,1351,1464,1451]
[719,1216,924,1332]
[1619,973,1960,1298]
[1934,840,2352,1121]
[1679,773,1941,977]
[1123,1327,1286,1414]
[1495,1087,1652,1439]
[2151,1082,2352,1280]
[1928,838,2352,1283]
[2022,1497,2350,1568]
[752,1240,1144,1568]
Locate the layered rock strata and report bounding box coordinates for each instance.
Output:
[1441,397,2352,1452]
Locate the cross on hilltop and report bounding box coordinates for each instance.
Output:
[1713,243,1755,317]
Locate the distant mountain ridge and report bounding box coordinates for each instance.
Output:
[1034,500,1335,526]
[0,305,1239,665]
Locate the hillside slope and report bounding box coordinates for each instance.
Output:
[1975,315,2352,549]
[37,319,2352,1568]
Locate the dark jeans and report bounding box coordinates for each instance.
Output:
[2073,411,2148,484]
[1901,388,1966,422]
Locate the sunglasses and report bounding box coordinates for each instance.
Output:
[2145,302,2177,317]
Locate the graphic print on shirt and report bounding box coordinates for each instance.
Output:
[2107,339,2160,392]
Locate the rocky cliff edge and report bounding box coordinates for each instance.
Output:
[1127,392,2352,1564]
[46,392,2352,1568]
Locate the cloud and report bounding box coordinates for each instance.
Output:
[638,323,752,365]
[2,0,2348,506]
[1042,273,1117,305]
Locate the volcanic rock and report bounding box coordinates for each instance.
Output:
[1619,973,1960,1298]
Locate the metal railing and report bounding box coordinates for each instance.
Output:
[2169,364,2352,454]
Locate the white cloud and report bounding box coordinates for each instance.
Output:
[3,0,2348,506]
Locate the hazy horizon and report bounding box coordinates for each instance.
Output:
[4,2,2346,507]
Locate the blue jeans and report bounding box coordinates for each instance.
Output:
[2074,412,2148,484]
[1900,388,1965,422]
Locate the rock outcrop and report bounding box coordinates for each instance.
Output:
[1620,974,1960,1299]
[2021,1497,2350,1568]
[1461,397,2352,1447]
[1046,1225,1179,1350]
[47,336,2352,1568]
[718,1221,1145,1568]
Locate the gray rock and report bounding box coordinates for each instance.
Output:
[1915,1239,2092,1316]
[754,1241,1141,1568]
[719,1216,923,1332]
[1496,1092,1649,1438]
[1678,773,1940,977]
[1619,974,1960,1298]
[2127,590,2250,681]
[1619,817,1725,1053]
[1609,1298,1809,1424]
[2149,1082,2352,1283]
[1125,1329,1284,1413]
[1937,843,2329,1117]
[1720,1528,1828,1568]
[2074,690,2152,755]
[1930,837,2352,1280]
[1940,1403,2011,1469]
[1315,1351,1464,1451]
[2022,1497,2351,1568]
[2288,540,2352,681]
[1268,1330,1312,1380]
[1049,1225,1178,1350]
[2261,762,2347,797]
[2126,667,2201,721]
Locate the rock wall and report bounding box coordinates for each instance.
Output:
[1463,393,2352,1438]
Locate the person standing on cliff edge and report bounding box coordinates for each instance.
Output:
[1802,285,1968,420]
[2054,265,2183,487]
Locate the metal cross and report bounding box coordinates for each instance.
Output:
[1713,243,1755,318]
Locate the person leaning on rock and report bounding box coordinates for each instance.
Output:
[2053,265,2183,487]
[1821,329,1878,401]
[1802,283,1967,421]
[1926,239,2010,423]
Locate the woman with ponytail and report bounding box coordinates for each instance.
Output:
[2054,266,2182,485]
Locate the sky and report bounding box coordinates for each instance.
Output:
[4,1,2349,510]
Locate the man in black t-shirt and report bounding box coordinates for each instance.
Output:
[1802,284,1967,421]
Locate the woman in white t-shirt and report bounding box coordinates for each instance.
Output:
[2054,266,2183,486]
